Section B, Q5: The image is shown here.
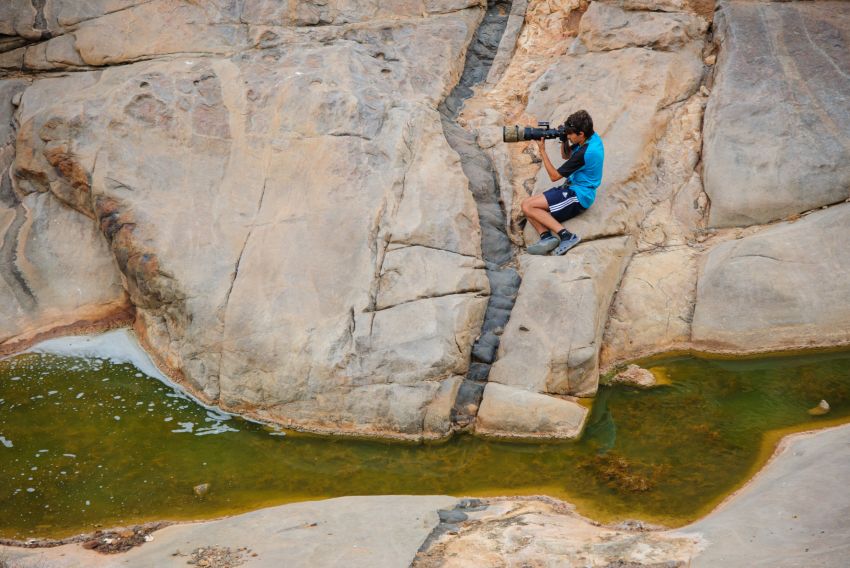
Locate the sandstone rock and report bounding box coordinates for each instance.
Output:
[703,1,850,228]
[414,498,701,567]
[377,246,488,311]
[579,2,708,52]
[8,6,488,439]
[488,236,635,397]
[522,44,704,243]
[602,247,700,367]
[1,80,129,354]
[610,364,656,388]
[692,204,850,352]
[614,0,690,13]
[475,382,588,439]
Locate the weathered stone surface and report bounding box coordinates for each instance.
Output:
[522,44,704,242]
[7,6,489,439]
[0,79,129,354]
[0,192,129,353]
[579,2,708,52]
[0,495,460,568]
[414,498,700,567]
[475,382,588,439]
[488,236,635,397]
[602,247,700,368]
[703,0,850,228]
[692,204,850,352]
[377,245,487,311]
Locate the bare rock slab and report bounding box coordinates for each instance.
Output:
[579,1,708,53]
[678,425,850,567]
[524,43,704,242]
[692,203,850,352]
[703,0,850,227]
[0,495,459,568]
[602,247,700,367]
[489,236,635,398]
[475,382,588,439]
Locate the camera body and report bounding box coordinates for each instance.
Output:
[503,121,569,143]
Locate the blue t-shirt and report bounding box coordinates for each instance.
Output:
[556,132,604,208]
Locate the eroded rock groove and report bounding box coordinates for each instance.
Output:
[438,0,520,429]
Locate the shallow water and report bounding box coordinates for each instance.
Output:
[1,349,849,539]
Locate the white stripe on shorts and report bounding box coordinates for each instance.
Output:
[549,197,578,212]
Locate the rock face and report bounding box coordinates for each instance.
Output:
[703,0,850,228]
[3,0,850,442]
[520,5,706,244]
[3,1,490,439]
[487,238,634,397]
[602,247,700,366]
[692,204,850,353]
[0,79,129,354]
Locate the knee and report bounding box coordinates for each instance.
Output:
[521,197,531,215]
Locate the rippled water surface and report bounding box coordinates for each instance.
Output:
[1,349,849,539]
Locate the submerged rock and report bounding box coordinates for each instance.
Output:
[610,365,657,389]
[193,483,211,498]
[808,400,830,417]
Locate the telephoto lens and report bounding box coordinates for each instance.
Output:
[502,123,566,143]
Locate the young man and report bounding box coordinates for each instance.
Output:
[520,109,604,255]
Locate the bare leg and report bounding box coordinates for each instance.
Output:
[521,194,564,236]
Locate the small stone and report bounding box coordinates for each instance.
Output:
[704,54,716,66]
[700,85,710,96]
[808,400,830,416]
[12,92,23,106]
[118,529,134,538]
[193,483,211,497]
[82,539,100,550]
[611,365,656,388]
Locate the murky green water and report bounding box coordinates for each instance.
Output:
[1,349,849,539]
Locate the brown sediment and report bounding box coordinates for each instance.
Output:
[0,522,171,550]
[0,299,134,358]
[687,0,717,22]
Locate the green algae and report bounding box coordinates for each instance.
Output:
[1,349,849,539]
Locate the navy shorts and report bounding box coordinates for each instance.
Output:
[544,186,586,222]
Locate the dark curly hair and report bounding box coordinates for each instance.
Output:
[564,110,594,138]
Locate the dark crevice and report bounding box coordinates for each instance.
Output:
[438,0,520,430]
[0,205,38,310]
[32,0,50,37]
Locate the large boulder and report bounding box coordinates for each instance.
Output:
[703,0,850,228]
[7,5,490,439]
[692,203,850,352]
[486,236,634,399]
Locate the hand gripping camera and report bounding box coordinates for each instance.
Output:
[502,121,569,143]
